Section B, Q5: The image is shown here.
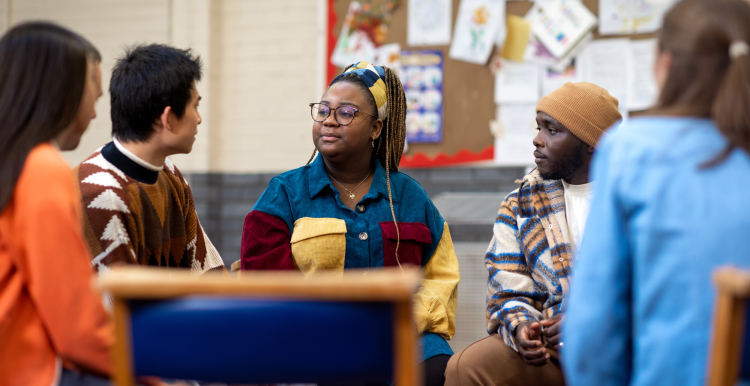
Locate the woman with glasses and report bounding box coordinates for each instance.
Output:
[240,61,460,386]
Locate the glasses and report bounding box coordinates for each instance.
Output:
[309,103,377,126]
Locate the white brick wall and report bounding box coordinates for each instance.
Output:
[168,0,215,172]
[214,0,322,172]
[0,0,6,33]
[9,0,171,168]
[5,0,326,173]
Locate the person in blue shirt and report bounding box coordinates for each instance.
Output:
[562,0,750,385]
[240,61,460,386]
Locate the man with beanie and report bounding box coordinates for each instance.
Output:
[444,82,622,386]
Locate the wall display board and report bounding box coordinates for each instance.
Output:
[328,0,662,167]
[403,50,445,143]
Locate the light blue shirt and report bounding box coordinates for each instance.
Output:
[563,117,750,386]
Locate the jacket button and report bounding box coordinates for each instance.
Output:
[359,232,368,241]
[357,204,365,213]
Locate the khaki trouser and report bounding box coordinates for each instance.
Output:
[444,334,565,386]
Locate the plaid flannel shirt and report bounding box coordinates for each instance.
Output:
[485,169,574,351]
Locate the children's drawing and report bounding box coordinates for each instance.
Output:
[449,0,505,65]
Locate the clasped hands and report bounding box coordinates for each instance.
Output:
[514,314,563,366]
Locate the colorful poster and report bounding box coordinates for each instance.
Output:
[331,2,376,68]
[402,51,444,143]
[449,0,505,65]
[408,0,453,46]
[330,1,398,68]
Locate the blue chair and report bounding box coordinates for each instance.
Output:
[708,267,750,386]
[98,267,421,386]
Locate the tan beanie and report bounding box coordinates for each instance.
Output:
[536,82,622,147]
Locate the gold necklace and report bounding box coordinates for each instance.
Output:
[328,169,371,200]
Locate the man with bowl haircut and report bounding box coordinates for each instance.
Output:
[75,44,225,292]
[444,82,622,386]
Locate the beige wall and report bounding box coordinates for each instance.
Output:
[2,0,326,173]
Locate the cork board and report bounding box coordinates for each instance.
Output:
[331,0,659,159]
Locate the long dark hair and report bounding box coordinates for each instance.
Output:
[654,0,750,165]
[0,22,100,212]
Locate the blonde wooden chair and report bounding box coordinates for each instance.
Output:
[230,259,241,276]
[708,266,750,386]
[98,266,421,386]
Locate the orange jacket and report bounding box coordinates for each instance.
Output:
[0,143,113,386]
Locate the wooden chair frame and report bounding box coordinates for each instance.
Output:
[97,267,422,386]
[708,266,750,386]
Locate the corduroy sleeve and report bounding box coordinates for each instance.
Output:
[486,190,544,351]
[414,222,460,339]
[241,178,296,271]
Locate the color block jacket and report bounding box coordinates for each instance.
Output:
[485,169,573,351]
[241,155,460,359]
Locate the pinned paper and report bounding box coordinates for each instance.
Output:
[528,0,597,59]
[376,43,402,77]
[500,15,531,61]
[628,38,658,111]
[576,38,630,116]
[524,32,592,73]
[494,1,508,47]
[449,0,505,65]
[408,0,453,46]
[494,104,538,166]
[599,0,677,35]
[542,65,579,97]
[494,60,541,104]
[330,2,376,67]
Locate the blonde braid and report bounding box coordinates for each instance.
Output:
[308,65,409,270]
[380,66,407,271]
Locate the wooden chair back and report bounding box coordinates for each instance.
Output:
[708,266,750,386]
[97,267,421,386]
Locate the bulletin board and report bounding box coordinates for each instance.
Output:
[328,0,658,167]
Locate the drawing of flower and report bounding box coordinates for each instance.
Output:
[472,6,489,26]
[470,27,485,51]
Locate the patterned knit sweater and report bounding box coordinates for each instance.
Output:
[75,141,224,276]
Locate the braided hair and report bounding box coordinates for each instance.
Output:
[307,64,408,268]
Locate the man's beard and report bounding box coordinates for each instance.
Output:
[539,144,586,181]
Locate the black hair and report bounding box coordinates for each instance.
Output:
[110,44,202,142]
[0,22,98,211]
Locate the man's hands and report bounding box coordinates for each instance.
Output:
[541,314,563,347]
[515,321,549,366]
[514,314,563,366]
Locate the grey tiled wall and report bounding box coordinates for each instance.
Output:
[188,166,526,268]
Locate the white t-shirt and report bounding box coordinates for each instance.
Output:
[562,180,594,255]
